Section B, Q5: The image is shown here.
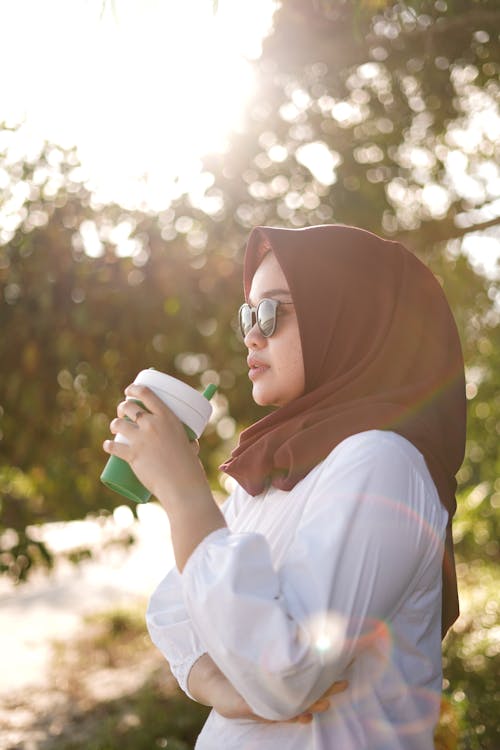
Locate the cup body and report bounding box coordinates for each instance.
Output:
[100,369,213,503]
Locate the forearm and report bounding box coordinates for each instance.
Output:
[187,653,223,706]
[182,531,330,720]
[187,654,219,706]
[108,381,227,573]
[187,653,254,718]
[161,485,227,572]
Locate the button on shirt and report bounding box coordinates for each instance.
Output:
[147,430,448,749]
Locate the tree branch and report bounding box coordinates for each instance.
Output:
[398,9,500,38]
[305,1,500,38]
[395,216,500,251]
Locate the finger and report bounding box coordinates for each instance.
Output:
[117,399,132,419]
[295,713,313,724]
[307,698,330,712]
[103,438,131,462]
[110,417,140,441]
[125,384,168,417]
[191,439,200,455]
[117,399,149,422]
[324,680,348,696]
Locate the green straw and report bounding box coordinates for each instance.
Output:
[202,383,218,400]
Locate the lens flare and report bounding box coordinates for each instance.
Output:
[303,611,348,662]
[367,685,442,740]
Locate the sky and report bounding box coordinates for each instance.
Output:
[0,0,277,209]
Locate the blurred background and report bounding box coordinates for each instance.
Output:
[0,0,498,748]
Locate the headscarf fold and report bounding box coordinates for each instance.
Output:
[221,225,466,637]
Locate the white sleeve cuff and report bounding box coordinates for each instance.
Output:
[173,649,208,700]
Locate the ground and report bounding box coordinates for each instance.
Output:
[1,607,208,750]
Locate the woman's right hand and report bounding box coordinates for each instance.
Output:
[290,679,349,724]
[187,654,348,724]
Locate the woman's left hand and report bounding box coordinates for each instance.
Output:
[103,383,208,505]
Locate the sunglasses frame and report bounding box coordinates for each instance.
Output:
[238,298,294,339]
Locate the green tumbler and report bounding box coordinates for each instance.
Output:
[100,369,217,503]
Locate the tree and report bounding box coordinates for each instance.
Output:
[0,132,249,579]
[0,2,499,744]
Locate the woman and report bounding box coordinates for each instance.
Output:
[104,224,466,749]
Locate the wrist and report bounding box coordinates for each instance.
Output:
[154,462,211,510]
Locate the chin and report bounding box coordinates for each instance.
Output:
[252,385,275,407]
[252,386,287,408]
[253,392,272,407]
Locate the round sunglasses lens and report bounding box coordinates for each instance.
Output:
[257,299,276,337]
[239,306,253,337]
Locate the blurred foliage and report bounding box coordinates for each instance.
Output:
[0,605,209,749]
[439,561,499,749]
[0,0,499,746]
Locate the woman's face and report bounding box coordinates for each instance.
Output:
[245,251,305,407]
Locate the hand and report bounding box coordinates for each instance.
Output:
[290,680,349,725]
[214,676,348,724]
[103,385,226,572]
[187,655,348,724]
[103,384,208,504]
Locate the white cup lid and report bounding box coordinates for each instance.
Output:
[133,369,213,437]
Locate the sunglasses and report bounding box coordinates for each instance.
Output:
[239,298,294,338]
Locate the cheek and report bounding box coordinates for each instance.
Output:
[275,337,305,393]
[290,352,306,394]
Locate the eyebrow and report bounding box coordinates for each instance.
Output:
[247,288,292,306]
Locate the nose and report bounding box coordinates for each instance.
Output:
[244,322,266,349]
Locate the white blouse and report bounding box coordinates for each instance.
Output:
[147,430,448,750]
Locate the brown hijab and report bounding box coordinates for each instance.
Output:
[221,224,466,636]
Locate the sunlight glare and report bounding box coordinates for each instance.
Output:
[0,0,277,209]
[303,611,347,663]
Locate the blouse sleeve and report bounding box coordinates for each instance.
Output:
[146,494,237,698]
[181,432,447,720]
[146,565,206,697]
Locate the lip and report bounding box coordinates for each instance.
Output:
[247,356,269,381]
